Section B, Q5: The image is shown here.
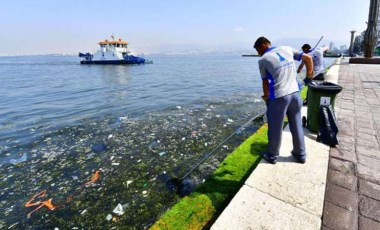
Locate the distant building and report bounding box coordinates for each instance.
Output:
[340,45,347,51]
[329,42,335,52]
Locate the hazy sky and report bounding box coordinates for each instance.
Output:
[0,0,371,55]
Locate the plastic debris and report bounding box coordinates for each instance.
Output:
[176,106,182,109]
[10,153,27,165]
[85,170,100,185]
[111,163,120,166]
[106,214,112,221]
[112,203,124,216]
[25,190,56,218]
[158,152,166,157]
[118,116,128,121]
[8,222,19,229]
[92,143,107,153]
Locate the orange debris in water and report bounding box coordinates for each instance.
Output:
[25,190,56,218]
[25,169,101,217]
[25,190,47,207]
[85,170,100,185]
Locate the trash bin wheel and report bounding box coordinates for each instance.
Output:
[302,116,307,127]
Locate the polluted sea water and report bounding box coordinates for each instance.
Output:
[0,96,265,229]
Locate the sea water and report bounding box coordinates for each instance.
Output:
[0,54,335,228]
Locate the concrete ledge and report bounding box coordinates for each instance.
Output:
[211,186,321,230]
[349,57,380,64]
[211,108,330,230]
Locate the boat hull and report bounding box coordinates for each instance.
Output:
[80,60,145,65]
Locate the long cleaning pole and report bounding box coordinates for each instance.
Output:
[179,110,266,181]
[312,36,324,50]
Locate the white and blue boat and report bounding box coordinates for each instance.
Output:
[79,35,149,64]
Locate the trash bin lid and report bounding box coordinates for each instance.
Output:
[309,81,343,94]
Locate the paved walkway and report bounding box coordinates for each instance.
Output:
[211,59,380,229]
[322,61,380,229]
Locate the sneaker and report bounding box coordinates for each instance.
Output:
[291,151,306,164]
[260,152,277,164]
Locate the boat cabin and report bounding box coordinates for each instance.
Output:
[98,38,129,53]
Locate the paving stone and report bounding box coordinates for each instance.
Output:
[354,99,368,105]
[338,108,355,117]
[340,102,355,110]
[368,99,380,105]
[357,164,380,185]
[358,155,380,171]
[337,117,354,126]
[322,201,358,230]
[359,195,380,222]
[375,119,380,125]
[356,138,379,149]
[356,146,380,160]
[355,105,370,112]
[330,146,357,163]
[338,126,355,137]
[355,117,374,125]
[356,126,376,135]
[359,179,380,201]
[337,134,355,143]
[327,169,357,191]
[356,133,377,143]
[329,157,356,175]
[325,183,358,211]
[359,216,380,230]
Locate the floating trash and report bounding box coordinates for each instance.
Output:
[9,153,27,165]
[106,214,112,221]
[112,203,124,216]
[0,94,265,229]
[118,116,128,121]
[91,143,107,153]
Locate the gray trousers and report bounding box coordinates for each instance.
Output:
[266,92,306,158]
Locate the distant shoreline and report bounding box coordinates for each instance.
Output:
[242,54,260,57]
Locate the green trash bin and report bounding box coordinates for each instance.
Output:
[306,81,343,133]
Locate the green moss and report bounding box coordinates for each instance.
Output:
[150,124,268,230]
